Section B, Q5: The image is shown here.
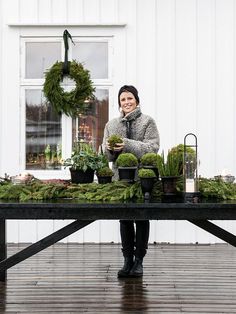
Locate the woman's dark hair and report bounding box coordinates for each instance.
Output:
[118,85,140,107]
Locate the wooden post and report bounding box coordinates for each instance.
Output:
[0,219,6,281]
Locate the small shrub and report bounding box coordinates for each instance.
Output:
[108,134,123,150]
[116,153,138,167]
[138,168,156,178]
[96,167,114,177]
[140,152,158,167]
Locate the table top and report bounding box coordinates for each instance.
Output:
[0,199,236,220]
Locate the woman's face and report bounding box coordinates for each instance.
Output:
[119,91,138,116]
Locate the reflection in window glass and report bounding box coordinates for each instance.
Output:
[25,42,61,79]
[72,89,109,151]
[73,42,108,79]
[25,90,62,170]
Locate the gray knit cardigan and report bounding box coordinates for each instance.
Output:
[102,107,160,179]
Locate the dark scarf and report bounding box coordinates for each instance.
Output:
[121,107,141,139]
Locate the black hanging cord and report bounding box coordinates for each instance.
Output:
[63,29,75,75]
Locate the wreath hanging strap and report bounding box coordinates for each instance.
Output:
[43,30,95,117]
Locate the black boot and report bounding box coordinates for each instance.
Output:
[129,258,143,277]
[117,257,134,278]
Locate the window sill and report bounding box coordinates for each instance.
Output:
[8,23,126,27]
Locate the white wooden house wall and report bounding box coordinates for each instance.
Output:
[0,0,236,244]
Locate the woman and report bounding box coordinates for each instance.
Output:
[102,85,160,277]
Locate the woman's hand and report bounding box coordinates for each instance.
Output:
[106,140,124,152]
[113,142,124,152]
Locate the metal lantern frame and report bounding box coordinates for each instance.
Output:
[183,133,201,202]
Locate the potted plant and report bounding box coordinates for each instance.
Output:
[116,153,138,182]
[44,144,52,169]
[156,149,182,195]
[107,134,123,151]
[138,168,156,178]
[140,152,159,178]
[63,141,99,184]
[96,167,114,184]
[168,144,195,174]
[138,168,156,199]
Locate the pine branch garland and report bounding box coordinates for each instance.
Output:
[0,181,150,202]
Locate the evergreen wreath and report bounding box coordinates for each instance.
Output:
[43,60,95,117]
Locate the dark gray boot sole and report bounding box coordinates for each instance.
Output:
[128,271,143,277]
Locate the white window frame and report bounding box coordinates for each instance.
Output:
[20,36,114,179]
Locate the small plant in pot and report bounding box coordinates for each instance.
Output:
[168,144,195,174]
[140,152,159,178]
[138,168,157,199]
[156,150,182,195]
[96,166,114,184]
[63,141,99,184]
[116,153,138,182]
[107,134,123,151]
[44,144,53,169]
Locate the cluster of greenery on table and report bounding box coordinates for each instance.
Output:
[0,177,235,201]
[198,177,236,200]
[0,180,160,202]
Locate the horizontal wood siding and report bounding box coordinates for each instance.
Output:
[1,0,236,243]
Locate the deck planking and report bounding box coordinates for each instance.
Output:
[0,243,236,313]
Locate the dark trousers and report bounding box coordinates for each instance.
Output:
[120,220,150,258]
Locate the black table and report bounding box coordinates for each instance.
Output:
[1,199,236,282]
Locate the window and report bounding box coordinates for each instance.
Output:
[21,37,112,173]
[25,89,62,170]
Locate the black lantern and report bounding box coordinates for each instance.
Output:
[183,133,201,203]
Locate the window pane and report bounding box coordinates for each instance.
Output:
[25,42,61,79]
[72,89,109,151]
[72,42,108,79]
[25,90,62,170]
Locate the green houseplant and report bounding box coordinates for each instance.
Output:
[156,149,183,195]
[138,168,156,178]
[116,153,138,167]
[138,168,157,199]
[44,144,52,169]
[116,153,138,182]
[140,152,159,178]
[64,141,99,183]
[168,144,195,174]
[140,153,158,167]
[156,151,182,177]
[107,134,123,151]
[96,166,114,184]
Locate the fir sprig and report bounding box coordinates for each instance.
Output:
[199,178,236,200]
[0,181,146,202]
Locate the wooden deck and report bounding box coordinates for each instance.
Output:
[0,243,236,313]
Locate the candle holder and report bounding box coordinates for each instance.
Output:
[183,133,201,203]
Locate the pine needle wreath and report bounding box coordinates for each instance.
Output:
[43,60,95,117]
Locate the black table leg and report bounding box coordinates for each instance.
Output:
[189,219,236,247]
[0,219,94,274]
[0,219,6,281]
